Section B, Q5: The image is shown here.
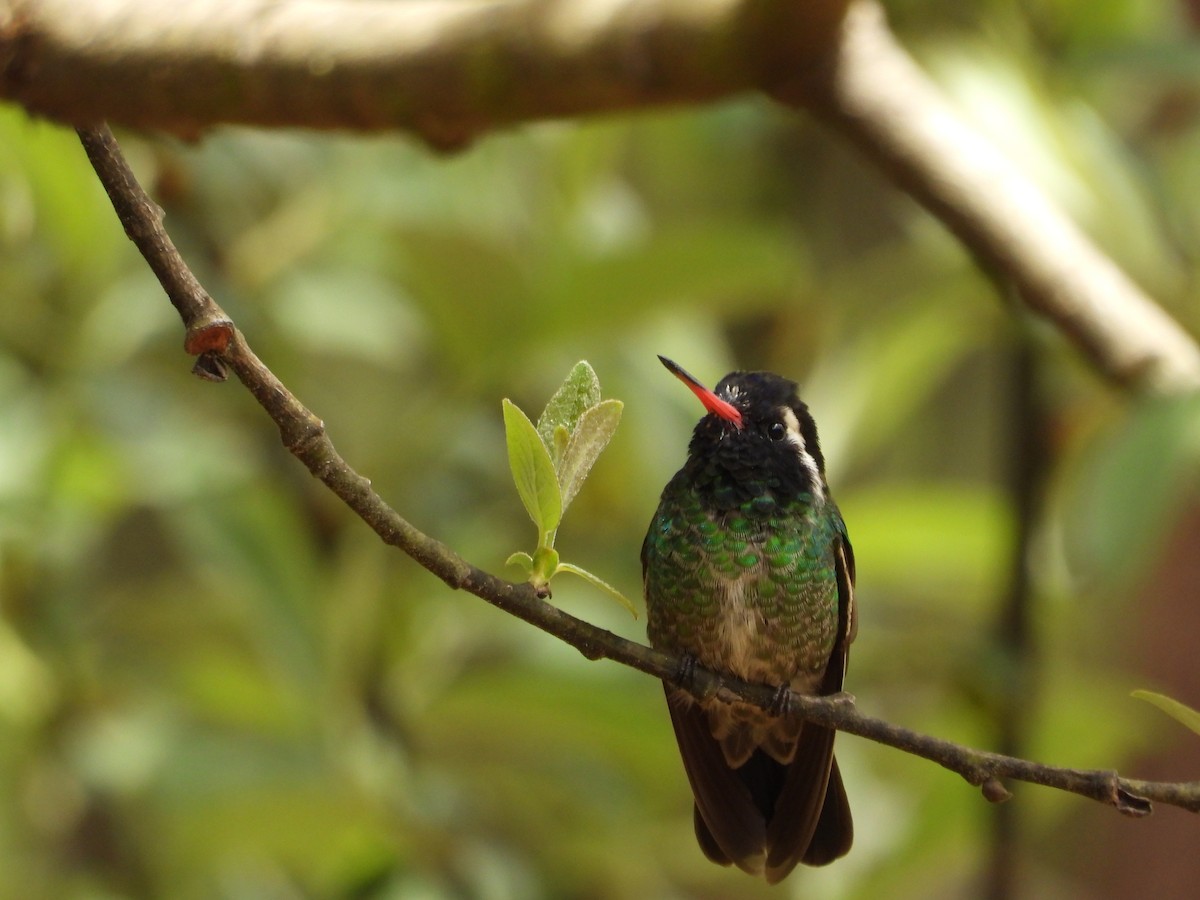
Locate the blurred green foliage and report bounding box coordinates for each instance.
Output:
[2,2,1200,897]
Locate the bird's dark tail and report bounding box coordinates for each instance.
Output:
[667,692,853,881]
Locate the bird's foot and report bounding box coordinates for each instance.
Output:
[768,684,793,718]
[674,653,699,690]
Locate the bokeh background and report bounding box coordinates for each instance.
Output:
[3,1,1200,897]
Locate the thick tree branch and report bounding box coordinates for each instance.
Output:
[4,0,845,148]
[7,1,1200,395]
[78,122,1200,820]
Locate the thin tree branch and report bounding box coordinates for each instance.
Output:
[986,328,1047,900]
[78,122,1200,821]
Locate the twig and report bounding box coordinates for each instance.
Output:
[78,122,1200,820]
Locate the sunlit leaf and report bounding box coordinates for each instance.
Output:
[556,562,638,618]
[505,551,534,575]
[1132,690,1200,738]
[552,424,571,467]
[532,546,560,585]
[536,361,601,460]
[502,399,562,541]
[558,399,623,512]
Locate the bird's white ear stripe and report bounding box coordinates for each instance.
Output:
[781,407,825,503]
[780,407,803,447]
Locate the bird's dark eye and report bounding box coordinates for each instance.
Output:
[768,422,787,441]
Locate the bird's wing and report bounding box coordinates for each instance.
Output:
[764,531,856,880]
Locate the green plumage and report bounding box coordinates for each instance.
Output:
[645,480,842,687]
[643,359,856,882]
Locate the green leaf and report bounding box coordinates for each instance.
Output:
[531,546,560,585]
[556,562,638,618]
[505,551,534,574]
[1132,690,1200,737]
[502,399,562,541]
[558,399,623,512]
[552,424,571,467]
[536,361,602,462]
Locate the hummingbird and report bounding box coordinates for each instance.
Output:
[642,355,856,882]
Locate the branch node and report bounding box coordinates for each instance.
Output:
[191,351,229,382]
[956,756,993,788]
[1112,780,1153,818]
[981,778,1012,804]
[284,416,328,454]
[574,637,605,662]
[184,316,235,355]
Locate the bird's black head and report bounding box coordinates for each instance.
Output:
[658,356,827,510]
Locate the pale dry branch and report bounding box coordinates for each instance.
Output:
[4,0,845,147]
[6,0,1198,393]
[785,2,1200,394]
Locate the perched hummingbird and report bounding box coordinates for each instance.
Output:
[642,356,856,882]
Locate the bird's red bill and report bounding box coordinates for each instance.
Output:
[659,355,743,427]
